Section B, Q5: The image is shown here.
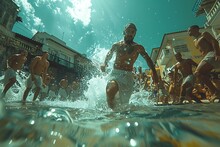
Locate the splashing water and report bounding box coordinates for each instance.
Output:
[0,45,155,111]
[0,45,155,109]
[1,46,220,146]
[84,75,108,108]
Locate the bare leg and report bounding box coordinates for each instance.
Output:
[40,93,46,101]
[22,87,31,101]
[1,78,16,98]
[196,61,217,95]
[179,83,190,104]
[179,84,185,103]
[187,87,202,103]
[180,82,198,103]
[106,80,119,109]
[33,87,41,101]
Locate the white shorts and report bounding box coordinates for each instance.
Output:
[26,74,42,88]
[108,69,134,106]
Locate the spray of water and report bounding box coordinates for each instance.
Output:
[0,45,154,111]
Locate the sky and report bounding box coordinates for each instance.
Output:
[12,0,206,68]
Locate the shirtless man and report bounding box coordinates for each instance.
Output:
[0,50,28,98]
[100,23,158,109]
[22,52,49,102]
[188,25,220,101]
[173,52,201,103]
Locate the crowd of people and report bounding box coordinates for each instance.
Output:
[0,23,220,110]
[0,51,83,103]
[100,23,220,109]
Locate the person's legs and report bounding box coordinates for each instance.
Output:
[33,87,41,101]
[1,78,16,98]
[195,61,218,95]
[179,82,190,104]
[179,83,185,103]
[106,80,119,109]
[22,75,33,102]
[32,75,43,101]
[187,87,202,103]
[1,69,16,98]
[22,87,31,101]
[39,92,46,101]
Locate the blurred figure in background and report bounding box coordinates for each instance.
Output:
[22,52,49,102]
[1,50,28,99]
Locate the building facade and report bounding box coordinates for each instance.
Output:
[32,32,96,81]
[193,0,220,42]
[155,28,212,79]
[0,0,20,31]
[0,0,97,83]
[149,0,220,81]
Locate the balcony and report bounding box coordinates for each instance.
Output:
[193,0,216,16]
[206,0,220,25]
[48,54,76,69]
[192,0,203,14]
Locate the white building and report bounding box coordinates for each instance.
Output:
[32,32,96,80]
[32,32,79,68]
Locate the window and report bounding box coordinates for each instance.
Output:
[174,44,189,52]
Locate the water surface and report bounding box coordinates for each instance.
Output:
[1,100,220,147]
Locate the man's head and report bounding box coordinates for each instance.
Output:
[174,52,182,62]
[123,23,137,44]
[188,25,200,37]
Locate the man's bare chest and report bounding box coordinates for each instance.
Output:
[117,45,136,55]
[36,60,46,67]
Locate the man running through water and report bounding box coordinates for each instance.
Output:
[0,50,28,99]
[22,52,49,102]
[188,25,220,102]
[100,23,158,110]
[173,52,202,104]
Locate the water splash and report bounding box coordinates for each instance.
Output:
[2,46,220,146]
[0,45,155,111]
[84,75,108,108]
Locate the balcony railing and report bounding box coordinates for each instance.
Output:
[192,0,203,13]
[207,0,220,22]
[48,54,76,69]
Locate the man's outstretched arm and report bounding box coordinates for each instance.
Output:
[139,46,158,84]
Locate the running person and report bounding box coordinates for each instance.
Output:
[100,23,158,109]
